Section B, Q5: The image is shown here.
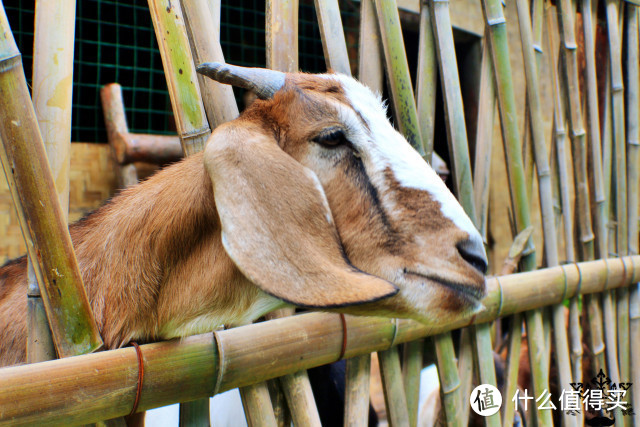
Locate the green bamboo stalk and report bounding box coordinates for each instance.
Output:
[625,4,639,421]
[378,346,410,427]
[515,4,575,427]
[0,3,103,359]
[479,2,551,426]
[605,2,630,411]
[432,333,463,426]
[148,0,211,156]
[415,1,437,164]
[402,340,423,427]
[373,0,423,154]
[314,0,350,74]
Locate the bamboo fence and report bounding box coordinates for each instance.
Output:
[1,0,640,426]
[1,256,638,426]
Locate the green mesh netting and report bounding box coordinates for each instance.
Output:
[5,0,359,143]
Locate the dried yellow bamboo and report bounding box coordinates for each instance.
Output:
[344,353,371,427]
[358,0,383,94]
[181,0,239,128]
[148,0,211,156]
[29,0,79,364]
[314,0,350,74]
[2,257,639,426]
[266,0,298,72]
[0,4,102,359]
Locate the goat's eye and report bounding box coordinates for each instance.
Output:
[312,128,348,148]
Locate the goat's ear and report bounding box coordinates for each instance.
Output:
[204,121,398,308]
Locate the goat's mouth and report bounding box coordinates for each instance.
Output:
[404,270,486,305]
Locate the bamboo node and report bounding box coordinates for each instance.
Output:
[559,265,570,300]
[571,128,586,138]
[388,318,400,350]
[180,126,211,141]
[628,139,640,146]
[0,52,21,72]
[563,41,578,50]
[495,276,504,317]
[611,83,624,93]
[533,44,543,53]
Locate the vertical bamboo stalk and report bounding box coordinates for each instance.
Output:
[605,2,630,408]
[0,4,103,358]
[580,0,607,384]
[378,346,410,427]
[358,0,383,94]
[415,1,437,164]
[373,0,423,154]
[474,33,496,246]
[266,0,298,72]
[514,4,576,427]
[351,4,382,423]
[148,0,211,156]
[181,0,239,128]
[29,0,79,364]
[402,340,423,427]
[344,354,371,427]
[479,2,552,426]
[625,3,640,420]
[265,3,323,425]
[149,1,213,421]
[314,0,350,74]
[239,384,279,427]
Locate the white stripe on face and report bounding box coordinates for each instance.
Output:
[324,73,485,255]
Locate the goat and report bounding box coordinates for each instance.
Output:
[0,63,487,366]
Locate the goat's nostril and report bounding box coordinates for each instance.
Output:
[457,240,488,275]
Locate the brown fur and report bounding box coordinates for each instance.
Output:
[0,72,485,366]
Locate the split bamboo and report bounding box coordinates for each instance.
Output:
[0,4,103,359]
[1,257,638,426]
[29,0,79,364]
[148,0,211,156]
[181,0,239,128]
[314,0,350,74]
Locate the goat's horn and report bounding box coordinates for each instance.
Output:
[196,62,285,100]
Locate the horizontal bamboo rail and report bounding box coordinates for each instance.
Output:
[0,256,638,426]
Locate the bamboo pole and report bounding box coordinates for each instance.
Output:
[351,4,382,423]
[29,0,79,364]
[148,1,215,421]
[358,0,383,93]
[625,3,640,421]
[605,3,630,414]
[578,0,607,385]
[264,3,323,425]
[415,1,437,164]
[473,32,496,246]
[148,0,211,156]
[314,0,350,74]
[479,2,553,426]
[373,0,423,154]
[344,353,371,427]
[401,340,423,427]
[378,346,410,427]
[1,257,639,426]
[0,4,103,359]
[181,0,239,128]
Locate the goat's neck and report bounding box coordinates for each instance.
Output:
[70,154,283,348]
